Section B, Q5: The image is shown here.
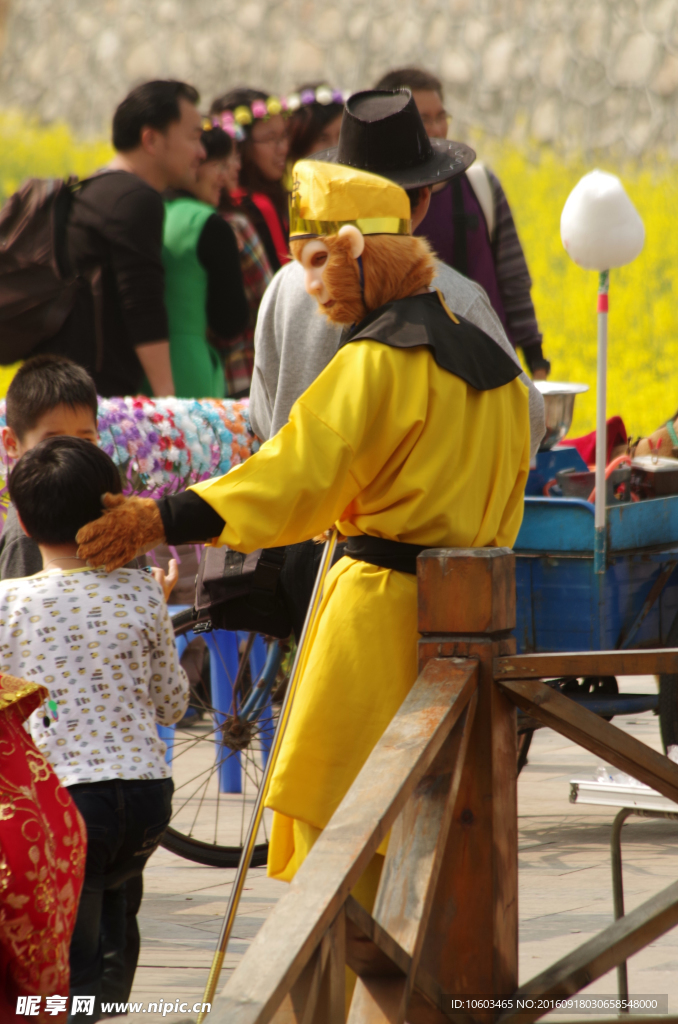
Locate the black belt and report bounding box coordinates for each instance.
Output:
[344,535,426,575]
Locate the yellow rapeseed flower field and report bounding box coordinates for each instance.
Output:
[482,140,678,439]
[0,113,674,439]
[0,112,112,202]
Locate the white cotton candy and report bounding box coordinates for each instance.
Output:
[560,169,645,271]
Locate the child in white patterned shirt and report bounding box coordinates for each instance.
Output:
[2,435,189,1023]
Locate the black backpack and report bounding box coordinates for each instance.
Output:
[194,545,293,639]
[0,176,103,366]
[193,539,346,642]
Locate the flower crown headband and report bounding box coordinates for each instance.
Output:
[286,84,347,112]
[208,85,348,139]
[204,114,247,142]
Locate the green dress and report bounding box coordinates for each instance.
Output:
[162,196,225,399]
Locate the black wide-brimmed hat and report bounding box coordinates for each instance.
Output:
[311,89,475,190]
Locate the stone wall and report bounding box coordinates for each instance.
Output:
[1,0,678,154]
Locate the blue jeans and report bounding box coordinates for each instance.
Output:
[67,777,173,1023]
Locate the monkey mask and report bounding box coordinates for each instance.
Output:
[289,159,436,325]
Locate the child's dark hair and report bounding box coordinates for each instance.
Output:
[201,125,234,161]
[5,355,98,440]
[9,436,121,545]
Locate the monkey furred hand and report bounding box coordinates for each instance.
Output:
[77,494,166,571]
[292,228,436,325]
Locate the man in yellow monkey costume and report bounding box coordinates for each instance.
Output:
[77,157,531,892]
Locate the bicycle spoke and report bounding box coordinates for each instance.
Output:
[240,746,248,847]
[184,746,243,839]
[171,743,240,808]
[186,761,214,838]
[240,752,264,794]
[231,632,257,715]
[210,636,239,690]
[170,718,224,757]
[214,758,222,847]
[241,746,265,846]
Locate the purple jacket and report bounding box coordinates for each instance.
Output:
[415,171,545,372]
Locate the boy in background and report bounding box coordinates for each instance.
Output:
[0,354,177,590]
[0,355,99,580]
[1,436,189,1022]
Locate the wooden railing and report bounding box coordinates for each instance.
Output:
[209,548,678,1024]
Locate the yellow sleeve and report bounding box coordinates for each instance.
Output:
[189,342,419,552]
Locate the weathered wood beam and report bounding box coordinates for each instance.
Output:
[270,944,327,1024]
[497,879,678,1024]
[347,694,478,1023]
[322,909,346,1024]
[494,649,678,679]
[345,896,473,1024]
[497,678,678,802]
[210,657,478,1024]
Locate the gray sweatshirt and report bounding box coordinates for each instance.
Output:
[0,504,42,580]
[249,259,545,459]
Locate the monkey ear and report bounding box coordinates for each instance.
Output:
[338,224,365,259]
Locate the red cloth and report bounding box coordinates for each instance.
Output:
[232,187,290,267]
[0,676,86,1023]
[249,192,290,266]
[560,415,627,467]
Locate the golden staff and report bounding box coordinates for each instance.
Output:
[197,529,338,1022]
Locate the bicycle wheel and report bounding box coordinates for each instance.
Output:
[160,609,289,868]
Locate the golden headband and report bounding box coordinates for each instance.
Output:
[289,159,411,239]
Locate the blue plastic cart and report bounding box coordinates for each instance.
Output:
[514,447,678,756]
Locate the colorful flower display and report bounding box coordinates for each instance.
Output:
[0,396,258,501]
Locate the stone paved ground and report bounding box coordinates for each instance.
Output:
[129,675,678,1023]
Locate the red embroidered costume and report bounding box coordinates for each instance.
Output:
[0,675,86,1022]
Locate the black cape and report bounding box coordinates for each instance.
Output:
[340,290,522,391]
[158,292,523,549]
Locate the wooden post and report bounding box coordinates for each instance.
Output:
[417,548,518,1003]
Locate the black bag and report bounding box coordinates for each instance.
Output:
[194,539,347,642]
[0,176,104,366]
[194,545,293,639]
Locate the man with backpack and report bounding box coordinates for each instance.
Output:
[0,80,205,397]
[375,67,550,380]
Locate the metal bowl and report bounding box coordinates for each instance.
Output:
[535,381,589,451]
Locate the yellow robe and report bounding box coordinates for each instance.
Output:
[190,339,530,879]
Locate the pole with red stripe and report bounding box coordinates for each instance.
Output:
[594,269,609,574]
